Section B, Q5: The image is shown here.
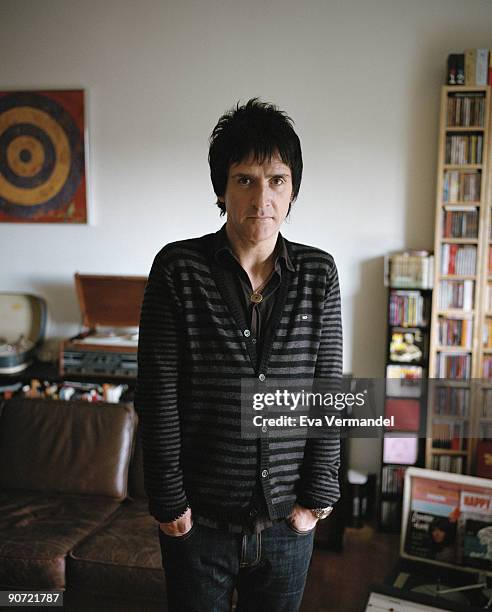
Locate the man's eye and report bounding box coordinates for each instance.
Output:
[271,177,285,186]
[238,177,251,186]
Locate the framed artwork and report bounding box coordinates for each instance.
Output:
[0,89,87,223]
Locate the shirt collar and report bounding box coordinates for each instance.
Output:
[213,224,294,272]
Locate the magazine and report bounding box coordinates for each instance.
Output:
[461,491,492,570]
[404,475,492,573]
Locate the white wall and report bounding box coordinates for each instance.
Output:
[1,0,492,470]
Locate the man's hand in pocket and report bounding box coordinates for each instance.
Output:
[159,507,193,537]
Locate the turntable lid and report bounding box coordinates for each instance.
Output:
[74,274,147,328]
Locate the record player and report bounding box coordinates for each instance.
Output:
[60,273,147,379]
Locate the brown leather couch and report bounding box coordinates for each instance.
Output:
[0,397,167,611]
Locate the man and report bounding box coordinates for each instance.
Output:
[136,99,342,612]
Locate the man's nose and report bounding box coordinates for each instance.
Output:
[251,182,272,209]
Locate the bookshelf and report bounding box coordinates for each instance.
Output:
[427,85,492,475]
[379,259,432,531]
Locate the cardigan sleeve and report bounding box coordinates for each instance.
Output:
[296,259,343,509]
[135,248,190,523]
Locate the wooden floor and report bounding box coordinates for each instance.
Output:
[300,524,400,612]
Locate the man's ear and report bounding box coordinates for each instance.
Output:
[218,196,225,203]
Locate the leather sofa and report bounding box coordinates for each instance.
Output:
[0,397,167,611]
[0,396,348,610]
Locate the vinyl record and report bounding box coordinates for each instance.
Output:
[0,91,85,220]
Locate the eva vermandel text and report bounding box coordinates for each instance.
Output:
[251,415,395,428]
[249,389,394,428]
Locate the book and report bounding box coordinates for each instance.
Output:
[483,320,492,349]
[440,244,476,276]
[446,94,485,128]
[443,209,478,238]
[476,49,489,86]
[465,49,476,86]
[438,279,474,311]
[387,252,434,289]
[445,135,483,165]
[431,454,464,473]
[476,440,492,478]
[438,316,473,349]
[484,356,492,378]
[385,398,420,432]
[436,352,471,379]
[431,419,467,450]
[443,171,481,201]
[381,465,407,495]
[389,290,429,327]
[483,390,492,417]
[433,385,470,417]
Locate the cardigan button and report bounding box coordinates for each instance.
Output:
[261,469,268,478]
[261,425,267,433]
[244,329,251,337]
[258,373,266,382]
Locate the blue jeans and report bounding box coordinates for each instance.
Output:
[158,519,315,612]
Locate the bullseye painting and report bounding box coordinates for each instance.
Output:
[0,90,87,223]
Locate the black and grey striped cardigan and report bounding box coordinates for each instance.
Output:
[135,228,343,524]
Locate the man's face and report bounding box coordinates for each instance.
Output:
[220,153,293,245]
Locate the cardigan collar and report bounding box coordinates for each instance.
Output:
[212,223,295,273]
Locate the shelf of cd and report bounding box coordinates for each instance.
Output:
[427,86,492,479]
[379,278,431,532]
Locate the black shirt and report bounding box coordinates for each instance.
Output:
[214,224,295,360]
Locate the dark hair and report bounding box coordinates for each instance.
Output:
[429,518,454,548]
[208,98,303,216]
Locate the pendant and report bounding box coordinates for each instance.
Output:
[250,292,263,304]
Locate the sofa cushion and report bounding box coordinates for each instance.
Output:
[0,490,119,589]
[68,498,165,602]
[0,398,137,500]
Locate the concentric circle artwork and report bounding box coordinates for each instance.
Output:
[0,90,87,223]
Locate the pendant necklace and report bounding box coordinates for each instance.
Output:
[250,270,274,304]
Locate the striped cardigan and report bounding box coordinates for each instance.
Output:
[135,228,343,524]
